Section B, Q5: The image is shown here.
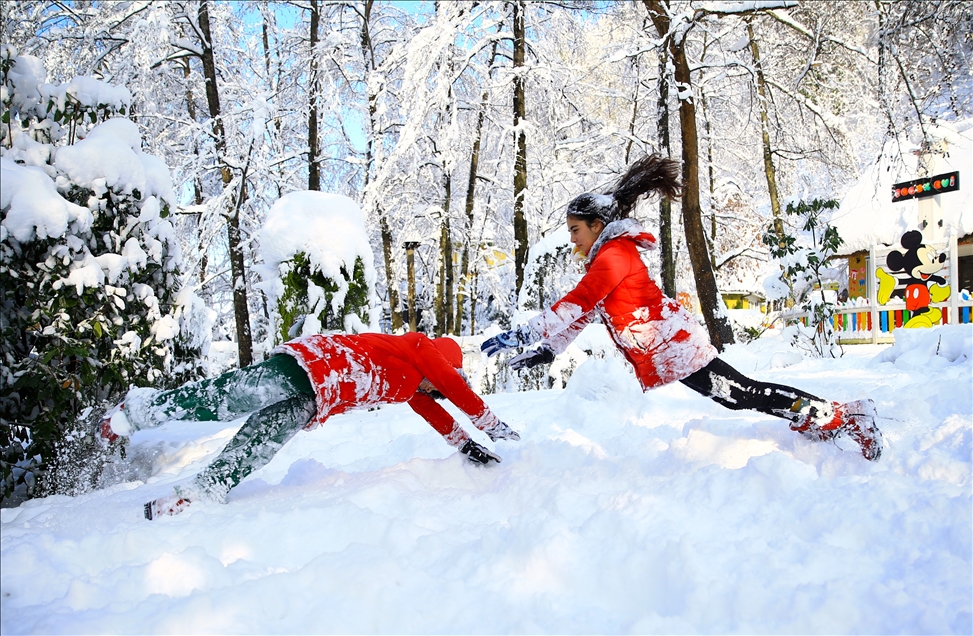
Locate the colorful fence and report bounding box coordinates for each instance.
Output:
[782,235,970,344]
[786,300,973,344]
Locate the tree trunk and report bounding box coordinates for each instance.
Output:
[181,60,207,285]
[644,0,734,351]
[260,10,284,198]
[747,18,784,241]
[656,47,676,298]
[405,242,418,332]
[512,0,528,296]
[701,90,717,244]
[198,0,253,367]
[625,54,640,164]
[307,0,320,191]
[456,35,499,335]
[360,0,401,332]
[435,173,453,336]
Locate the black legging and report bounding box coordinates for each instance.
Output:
[679,358,828,423]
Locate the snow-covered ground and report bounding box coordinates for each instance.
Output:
[2,326,971,634]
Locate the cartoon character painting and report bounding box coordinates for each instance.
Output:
[876,230,951,328]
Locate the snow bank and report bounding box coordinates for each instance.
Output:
[876,323,972,367]
[1,328,969,634]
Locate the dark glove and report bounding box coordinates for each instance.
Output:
[509,344,555,370]
[460,439,502,465]
[480,324,539,357]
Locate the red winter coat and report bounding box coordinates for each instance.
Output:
[529,219,716,389]
[276,332,497,447]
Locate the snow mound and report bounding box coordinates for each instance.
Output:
[876,324,972,367]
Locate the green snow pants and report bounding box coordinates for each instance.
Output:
[127,355,318,501]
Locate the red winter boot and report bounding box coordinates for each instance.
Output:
[791,399,883,461]
[144,494,192,520]
[834,399,883,461]
[99,403,125,443]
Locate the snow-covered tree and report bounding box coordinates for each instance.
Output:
[0,46,208,502]
[763,198,845,358]
[255,191,380,344]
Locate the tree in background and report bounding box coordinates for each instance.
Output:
[763,198,845,359]
[2,0,969,354]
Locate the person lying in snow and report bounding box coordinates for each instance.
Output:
[100,332,519,520]
[481,154,882,461]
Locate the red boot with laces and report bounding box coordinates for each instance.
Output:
[790,399,883,461]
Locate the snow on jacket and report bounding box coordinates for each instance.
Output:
[528,218,717,389]
[275,332,498,447]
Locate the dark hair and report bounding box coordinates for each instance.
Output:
[566,154,683,223]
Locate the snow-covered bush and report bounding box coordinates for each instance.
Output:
[763,198,845,358]
[256,191,380,345]
[0,47,208,503]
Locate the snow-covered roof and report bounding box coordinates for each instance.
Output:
[832,119,972,253]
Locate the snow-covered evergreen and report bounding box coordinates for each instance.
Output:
[255,190,380,345]
[1,46,208,501]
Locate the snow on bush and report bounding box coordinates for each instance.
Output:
[0,47,208,503]
[256,191,380,343]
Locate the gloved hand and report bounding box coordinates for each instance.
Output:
[480,324,539,356]
[460,439,502,465]
[509,344,555,370]
[483,420,521,442]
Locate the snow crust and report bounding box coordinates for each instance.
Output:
[1,326,969,634]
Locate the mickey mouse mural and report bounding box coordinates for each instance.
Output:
[876,230,951,328]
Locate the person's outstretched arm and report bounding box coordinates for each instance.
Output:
[411,337,520,442]
[530,242,631,342]
[407,391,470,447]
[407,392,505,465]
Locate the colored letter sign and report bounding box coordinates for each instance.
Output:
[892,171,959,203]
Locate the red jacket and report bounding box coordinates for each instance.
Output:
[529,219,716,389]
[276,332,497,447]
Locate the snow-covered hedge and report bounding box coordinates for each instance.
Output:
[0,46,208,503]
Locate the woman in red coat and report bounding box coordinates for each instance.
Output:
[102,333,518,519]
[482,155,882,461]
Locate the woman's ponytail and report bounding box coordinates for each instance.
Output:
[609,154,682,219]
[566,154,683,223]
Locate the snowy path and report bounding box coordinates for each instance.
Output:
[2,327,971,634]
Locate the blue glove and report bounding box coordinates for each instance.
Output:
[509,344,555,370]
[480,325,539,357]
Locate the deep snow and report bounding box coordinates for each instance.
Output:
[1,325,971,634]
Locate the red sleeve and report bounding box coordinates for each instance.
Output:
[407,391,457,437]
[410,336,489,419]
[527,241,631,348]
[556,241,631,315]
